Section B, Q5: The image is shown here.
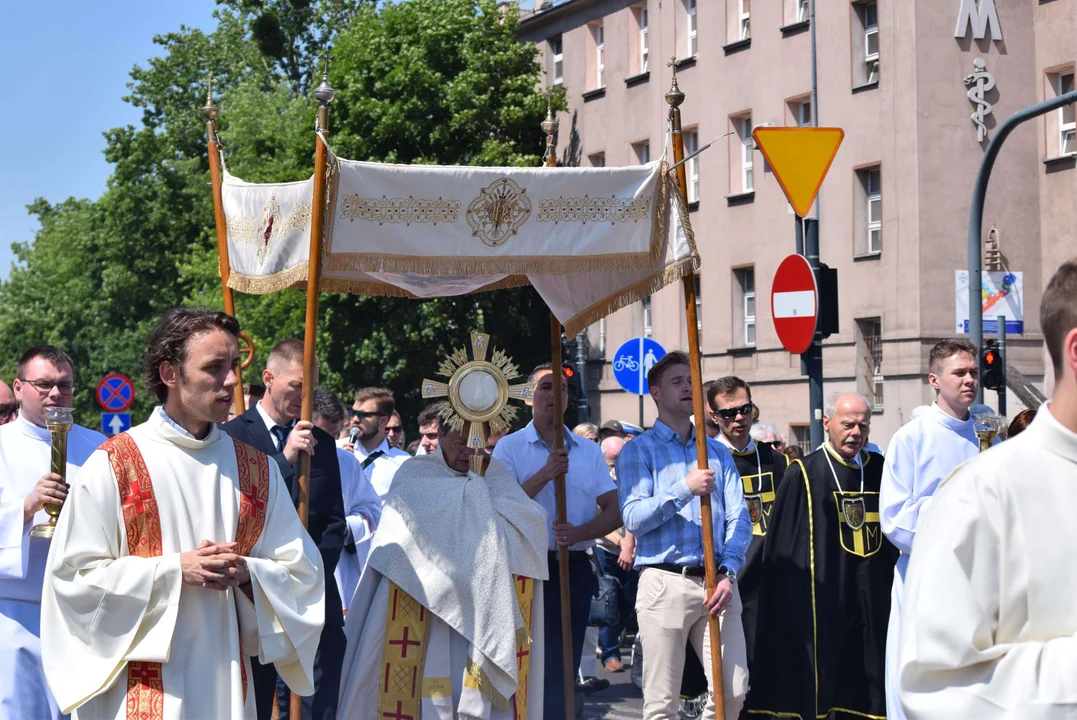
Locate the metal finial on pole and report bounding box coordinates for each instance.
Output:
[665,56,684,108]
[541,88,559,166]
[201,73,219,121]
[313,47,336,107]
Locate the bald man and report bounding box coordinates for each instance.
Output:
[748,392,898,720]
[0,381,16,425]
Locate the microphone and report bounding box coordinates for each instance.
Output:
[349,427,360,445]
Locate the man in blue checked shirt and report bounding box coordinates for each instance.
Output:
[616,351,751,720]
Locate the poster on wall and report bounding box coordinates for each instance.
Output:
[955,270,1024,334]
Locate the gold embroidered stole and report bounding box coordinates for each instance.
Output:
[105,433,271,720]
[104,433,165,720]
[512,575,535,720]
[378,583,433,720]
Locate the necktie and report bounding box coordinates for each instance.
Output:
[271,425,291,454]
[361,449,384,471]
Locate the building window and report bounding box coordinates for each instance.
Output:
[589,152,606,167]
[595,23,605,88]
[739,0,751,40]
[684,129,700,203]
[791,424,811,454]
[857,318,884,411]
[852,2,879,87]
[686,0,697,57]
[599,317,607,357]
[1060,71,1075,156]
[788,96,812,127]
[731,114,754,193]
[633,140,651,165]
[855,165,882,255]
[798,0,809,23]
[639,6,649,73]
[693,273,703,333]
[642,296,653,338]
[550,35,563,85]
[734,267,756,347]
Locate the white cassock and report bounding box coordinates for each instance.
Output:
[879,403,979,720]
[899,406,1077,718]
[0,413,105,719]
[40,407,325,720]
[338,453,548,719]
[334,447,382,612]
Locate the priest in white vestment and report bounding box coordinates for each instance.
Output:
[0,346,105,719]
[879,339,981,720]
[899,261,1077,718]
[40,308,325,719]
[338,422,549,719]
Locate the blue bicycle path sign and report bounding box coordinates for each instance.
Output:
[612,338,666,395]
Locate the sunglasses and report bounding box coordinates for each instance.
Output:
[386,424,403,433]
[715,402,754,420]
[349,409,386,420]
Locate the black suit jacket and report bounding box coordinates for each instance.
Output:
[222,407,346,720]
[222,407,346,621]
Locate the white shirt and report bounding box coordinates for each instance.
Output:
[334,448,381,610]
[898,406,1077,719]
[350,437,409,500]
[492,422,616,551]
[256,400,293,449]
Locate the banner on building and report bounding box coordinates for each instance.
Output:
[955,270,1024,334]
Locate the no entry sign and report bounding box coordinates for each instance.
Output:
[96,373,135,412]
[771,255,818,355]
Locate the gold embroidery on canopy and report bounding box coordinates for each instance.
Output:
[467,177,531,247]
[339,194,460,226]
[536,195,650,224]
[227,196,313,264]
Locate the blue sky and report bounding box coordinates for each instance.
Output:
[0,1,219,280]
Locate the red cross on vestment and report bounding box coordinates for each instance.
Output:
[129,662,161,685]
[123,476,155,515]
[382,700,414,720]
[517,576,528,593]
[388,626,421,659]
[517,646,530,671]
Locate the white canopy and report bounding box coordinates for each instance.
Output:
[222,151,698,335]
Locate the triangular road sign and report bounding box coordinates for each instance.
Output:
[752,127,844,217]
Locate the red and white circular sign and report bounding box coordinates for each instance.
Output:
[771,254,818,355]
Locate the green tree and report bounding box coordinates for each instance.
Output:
[0,0,565,432]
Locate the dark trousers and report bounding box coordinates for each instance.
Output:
[596,547,639,664]
[253,619,346,720]
[544,551,595,720]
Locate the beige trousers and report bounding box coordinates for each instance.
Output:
[635,567,749,720]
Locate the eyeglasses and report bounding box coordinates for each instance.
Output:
[19,378,75,395]
[386,425,403,433]
[715,402,754,420]
[349,409,385,420]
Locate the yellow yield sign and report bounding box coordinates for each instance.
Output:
[752,127,844,218]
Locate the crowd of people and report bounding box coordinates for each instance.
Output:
[0,260,1074,720]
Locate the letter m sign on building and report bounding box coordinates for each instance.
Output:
[955,0,1003,41]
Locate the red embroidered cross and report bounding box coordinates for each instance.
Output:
[516,646,529,671]
[123,477,154,515]
[388,626,421,659]
[382,701,413,720]
[517,576,528,594]
[129,662,160,685]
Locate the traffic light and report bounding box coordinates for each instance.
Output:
[561,363,580,408]
[981,341,1004,391]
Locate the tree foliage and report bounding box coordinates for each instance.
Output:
[0,0,566,430]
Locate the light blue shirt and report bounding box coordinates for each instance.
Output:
[616,419,752,574]
[492,422,616,551]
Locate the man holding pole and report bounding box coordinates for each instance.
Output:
[492,362,621,719]
[616,351,751,720]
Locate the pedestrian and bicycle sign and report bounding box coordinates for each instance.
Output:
[96,373,135,412]
[612,338,666,395]
[752,127,845,217]
[772,254,819,355]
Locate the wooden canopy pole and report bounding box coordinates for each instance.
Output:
[666,60,726,716]
[202,75,250,415]
[541,95,576,720]
[290,49,335,720]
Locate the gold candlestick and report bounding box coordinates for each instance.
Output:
[30,407,74,539]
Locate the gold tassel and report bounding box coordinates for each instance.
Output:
[228,264,310,294]
[464,657,513,713]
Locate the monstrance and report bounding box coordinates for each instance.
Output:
[421,332,532,475]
